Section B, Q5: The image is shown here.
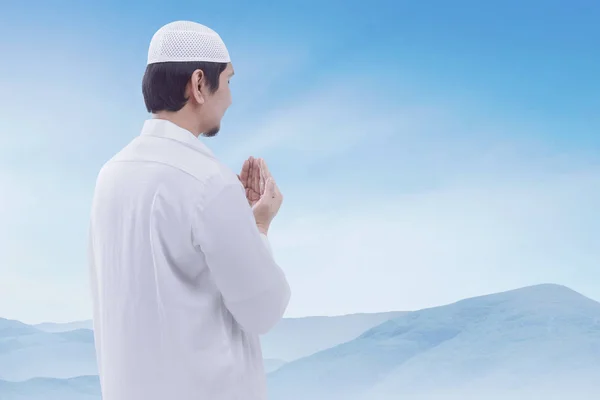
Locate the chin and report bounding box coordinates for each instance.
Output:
[202,125,220,138]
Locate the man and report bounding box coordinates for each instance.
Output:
[88,20,291,400]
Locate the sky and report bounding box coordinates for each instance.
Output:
[0,0,599,324]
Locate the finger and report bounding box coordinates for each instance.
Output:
[240,159,250,186]
[274,181,281,196]
[248,157,255,188]
[248,157,255,192]
[254,157,262,194]
[258,158,266,195]
[260,158,273,180]
[273,180,282,198]
[252,158,263,194]
[267,178,277,198]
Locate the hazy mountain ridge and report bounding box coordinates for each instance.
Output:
[34,311,408,362]
[0,376,100,400]
[267,284,600,400]
[261,311,408,361]
[35,321,93,333]
[0,327,97,381]
[0,318,42,338]
[0,309,405,382]
[264,358,287,373]
[3,284,600,399]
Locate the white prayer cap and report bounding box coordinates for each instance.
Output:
[147,21,231,65]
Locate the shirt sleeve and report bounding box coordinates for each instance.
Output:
[192,181,291,335]
[260,233,274,256]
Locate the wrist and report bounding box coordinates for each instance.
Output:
[257,223,269,235]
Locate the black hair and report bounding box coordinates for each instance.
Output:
[142,61,228,113]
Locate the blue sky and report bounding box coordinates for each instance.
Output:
[1,0,599,324]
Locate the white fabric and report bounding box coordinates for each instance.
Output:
[147,20,231,64]
[88,118,290,400]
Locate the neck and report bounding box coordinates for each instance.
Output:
[152,110,201,137]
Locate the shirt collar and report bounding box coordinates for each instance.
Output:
[140,118,217,160]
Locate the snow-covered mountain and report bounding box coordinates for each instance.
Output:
[267,284,600,400]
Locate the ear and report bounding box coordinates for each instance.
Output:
[190,69,205,105]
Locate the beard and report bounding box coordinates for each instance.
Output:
[202,125,220,138]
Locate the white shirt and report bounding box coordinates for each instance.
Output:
[88,119,291,400]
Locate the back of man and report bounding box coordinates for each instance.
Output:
[88,21,290,400]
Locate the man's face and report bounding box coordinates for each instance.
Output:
[201,63,234,137]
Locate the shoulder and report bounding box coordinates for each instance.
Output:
[191,162,242,210]
[97,135,243,212]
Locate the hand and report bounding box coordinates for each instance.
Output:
[239,157,283,234]
[238,156,261,207]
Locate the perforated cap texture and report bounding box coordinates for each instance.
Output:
[147,21,231,64]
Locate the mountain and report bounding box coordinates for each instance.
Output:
[264,358,287,373]
[6,284,600,399]
[0,311,403,381]
[3,284,599,399]
[0,328,97,381]
[33,312,407,362]
[35,321,93,333]
[0,376,100,400]
[0,318,41,338]
[267,284,600,400]
[261,311,407,361]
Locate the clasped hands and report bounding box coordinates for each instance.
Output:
[238,156,283,235]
